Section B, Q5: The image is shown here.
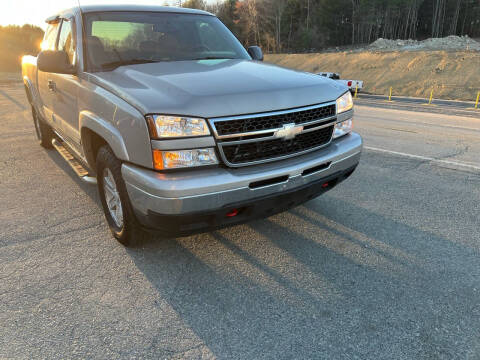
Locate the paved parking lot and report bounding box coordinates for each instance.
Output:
[1,83,479,359]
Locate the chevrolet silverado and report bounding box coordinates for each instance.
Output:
[22,5,362,246]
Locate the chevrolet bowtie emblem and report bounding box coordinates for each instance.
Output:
[274,123,304,140]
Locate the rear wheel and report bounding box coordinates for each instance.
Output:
[96,145,148,247]
[31,106,53,148]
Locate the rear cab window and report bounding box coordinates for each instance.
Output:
[197,21,232,52]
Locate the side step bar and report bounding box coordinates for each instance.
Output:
[52,139,97,185]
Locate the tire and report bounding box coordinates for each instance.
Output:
[31,106,53,149]
[96,145,149,247]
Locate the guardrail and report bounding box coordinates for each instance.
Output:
[380,86,479,110]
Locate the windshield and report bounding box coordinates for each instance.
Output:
[84,12,250,71]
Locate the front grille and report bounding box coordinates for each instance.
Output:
[214,104,336,136]
[210,102,337,167]
[221,126,334,165]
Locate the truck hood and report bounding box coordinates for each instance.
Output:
[89,59,347,118]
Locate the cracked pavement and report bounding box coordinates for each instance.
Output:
[0,84,479,359]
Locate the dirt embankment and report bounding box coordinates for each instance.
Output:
[266,50,480,101]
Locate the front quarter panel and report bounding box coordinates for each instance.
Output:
[22,57,42,113]
[77,75,153,168]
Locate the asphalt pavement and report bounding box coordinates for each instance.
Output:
[1,83,479,359]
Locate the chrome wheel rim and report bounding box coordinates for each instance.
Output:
[103,168,124,228]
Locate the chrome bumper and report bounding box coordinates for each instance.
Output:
[122,132,362,216]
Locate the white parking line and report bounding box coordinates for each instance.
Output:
[364,146,480,172]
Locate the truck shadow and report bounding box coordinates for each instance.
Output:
[124,195,477,358]
[46,149,101,208]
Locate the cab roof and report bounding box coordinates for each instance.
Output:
[47,4,213,22]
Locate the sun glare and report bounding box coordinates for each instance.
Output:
[0,0,192,28]
[40,40,49,51]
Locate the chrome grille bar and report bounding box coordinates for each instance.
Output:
[208,102,338,167]
[209,101,337,139]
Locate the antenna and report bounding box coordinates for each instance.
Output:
[76,0,83,14]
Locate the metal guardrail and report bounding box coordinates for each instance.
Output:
[354,93,480,118]
[365,85,480,110]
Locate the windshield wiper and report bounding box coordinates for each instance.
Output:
[100,59,160,70]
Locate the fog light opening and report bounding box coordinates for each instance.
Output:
[226,209,240,217]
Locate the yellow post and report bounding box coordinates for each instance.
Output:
[354,84,358,99]
[475,91,480,110]
[388,87,392,101]
[428,88,434,105]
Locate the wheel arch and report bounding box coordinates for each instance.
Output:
[23,76,35,104]
[80,111,130,172]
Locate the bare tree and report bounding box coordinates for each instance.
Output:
[432,0,446,37]
[449,0,463,35]
[351,0,360,45]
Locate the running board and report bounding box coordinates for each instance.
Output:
[52,139,97,185]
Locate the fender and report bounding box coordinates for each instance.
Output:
[23,76,38,106]
[79,110,129,162]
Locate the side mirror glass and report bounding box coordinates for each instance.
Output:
[37,50,76,74]
[248,46,264,61]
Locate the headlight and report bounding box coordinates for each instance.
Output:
[153,148,218,170]
[336,92,353,114]
[333,119,353,139]
[147,115,210,138]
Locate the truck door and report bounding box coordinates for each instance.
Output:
[37,21,61,132]
[50,17,82,154]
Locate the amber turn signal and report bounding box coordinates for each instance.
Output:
[153,149,164,170]
[152,148,218,170]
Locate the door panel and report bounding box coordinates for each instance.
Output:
[37,22,60,131]
[52,18,82,154]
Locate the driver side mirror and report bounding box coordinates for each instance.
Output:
[37,50,76,75]
[248,46,264,61]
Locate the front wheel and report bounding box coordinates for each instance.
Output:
[31,106,53,148]
[96,146,148,247]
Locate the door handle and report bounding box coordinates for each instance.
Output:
[48,80,56,92]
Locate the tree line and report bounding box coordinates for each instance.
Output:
[180,0,480,52]
[0,25,44,71]
[0,1,478,72]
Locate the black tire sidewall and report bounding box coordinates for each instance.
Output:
[31,106,53,148]
[96,146,140,245]
[97,170,125,238]
[32,107,42,140]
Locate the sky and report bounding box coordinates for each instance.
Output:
[0,0,218,28]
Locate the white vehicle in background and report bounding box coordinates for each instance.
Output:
[318,72,363,95]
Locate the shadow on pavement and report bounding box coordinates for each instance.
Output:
[46,149,101,209]
[124,195,478,359]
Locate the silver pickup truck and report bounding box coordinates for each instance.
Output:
[22,5,362,246]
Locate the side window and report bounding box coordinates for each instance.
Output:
[42,23,60,51]
[58,19,75,65]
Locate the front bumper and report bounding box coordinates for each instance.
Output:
[122,132,362,233]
